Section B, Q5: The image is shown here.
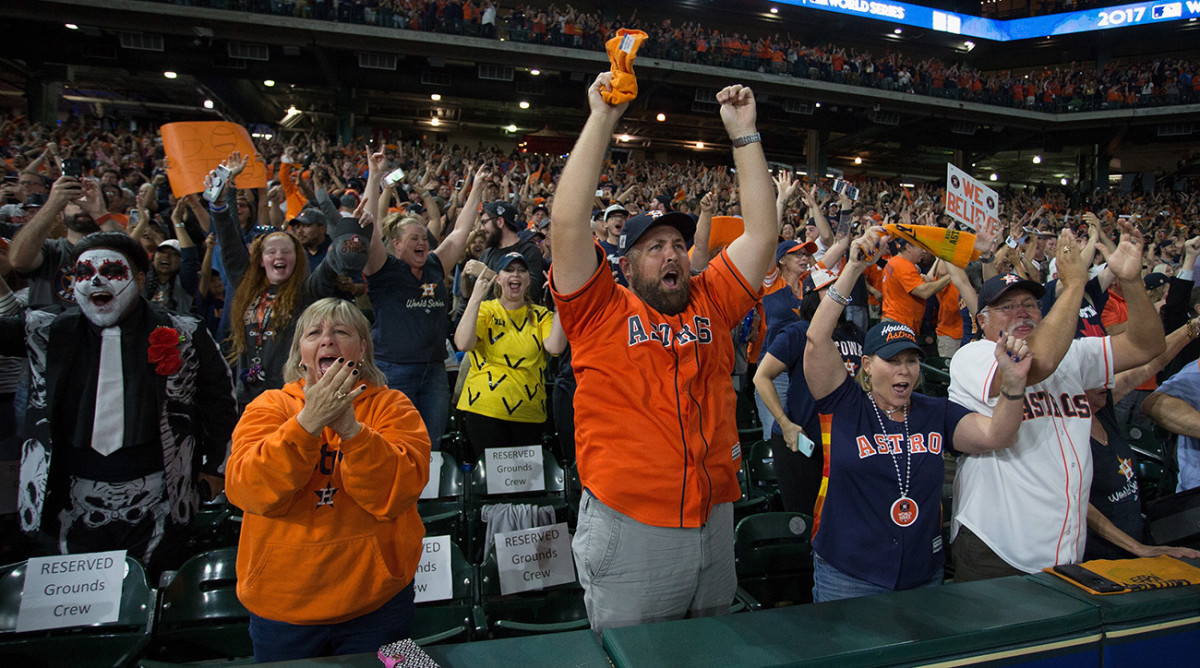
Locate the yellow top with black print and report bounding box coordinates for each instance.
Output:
[457,300,554,423]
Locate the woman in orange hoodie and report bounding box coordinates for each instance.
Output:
[227,297,431,662]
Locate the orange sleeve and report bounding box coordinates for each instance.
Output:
[227,390,325,517]
[278,162,308,218]
[335,390,431,520]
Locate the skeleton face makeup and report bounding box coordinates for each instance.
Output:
[73,249,140,327]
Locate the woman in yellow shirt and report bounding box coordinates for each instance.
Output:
[454,252,566,460]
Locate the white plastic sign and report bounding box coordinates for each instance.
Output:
[420,451,444,500]
[412,536,453,603]
[485,446,545,494]
[495,522,575,595]
[17,550,126,632]
[944,163,999,232]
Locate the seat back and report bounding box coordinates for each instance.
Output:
[476,546,587,637]
[746,440,779,493]
[735,512,814,578]
[152,547,251,661]
[0,556,154,668]
[412,542,481,646]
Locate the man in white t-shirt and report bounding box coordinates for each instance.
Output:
[948,223,1165,581]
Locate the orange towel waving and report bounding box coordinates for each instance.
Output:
[603,29,648,106]
[884,223,981,269]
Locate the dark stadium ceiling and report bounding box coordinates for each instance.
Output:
[1,0,1198,185]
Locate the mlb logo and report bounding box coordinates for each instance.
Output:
[1152,3,1182,19]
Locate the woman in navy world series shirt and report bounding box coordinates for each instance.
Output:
[803,227,1033,602]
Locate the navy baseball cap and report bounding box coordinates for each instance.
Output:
[483,201,522,231]
[288,208,326,227]
[617,211,696,255]
[978,273,1046,310]
[653,194,673,208]
[495,251,528,272]
[864,321,925,360]
[1143,272,1168,290]
[775,239,818,265]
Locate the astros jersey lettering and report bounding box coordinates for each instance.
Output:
[814,377,969,590]
[949,336,1114,573]
[551,246,759,528]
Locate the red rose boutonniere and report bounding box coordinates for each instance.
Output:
[148,326,184,376]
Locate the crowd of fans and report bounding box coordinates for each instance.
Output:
[150,0,1200,112]
[3,95,1200,655]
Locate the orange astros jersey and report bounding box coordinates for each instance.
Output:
[551,245,761,528]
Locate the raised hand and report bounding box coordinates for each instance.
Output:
[716,84,757,139]
[296,357,366,438]
[225,151,249,178]
[1098,219,1145,281]
[587,72,628,118]
[1054,228,1086,288]
[993,329,1032,388]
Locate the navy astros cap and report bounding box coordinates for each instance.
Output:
[775,239,819,265]
[864,321,925,360]
[1143,272,1168,290]
[483,201,522,231]
[495,251,528,272]
[618,210,696,256]
[978,273,1046,311]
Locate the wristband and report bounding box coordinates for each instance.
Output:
[826,286,851,306]
[977,251,995,263]
[1000,388,1025,401]
[1188,319,1199,340]
[731,133,761,148]
[209,202,229,213]
[95,213,113,226]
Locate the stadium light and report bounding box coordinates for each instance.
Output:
[530,69,541,75]
[163,71,178,79]
[656,113,666,122]
[65,23,79,30]
[1061,178,1069,185]
[280,106,302,126]
[203,99,214,110]
[1032,155,1041,164]
[431,118,440,126]
[989,173,998,181]
[854,157,863,165]
[519,101,530,109]
[431,93,442,101]
[506,124,518,132]
[695,142,705,149]
[770,7,778,13]
[264,80,276,87]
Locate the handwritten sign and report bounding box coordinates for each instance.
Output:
[494,522,574,595]
[160,122,268,198]
[420,452,444,500]
[485,446,545,495]
[944,163,999,233]
[412,536,453,603]
[17,551,126,632]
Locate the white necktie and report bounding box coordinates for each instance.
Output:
[91,327,124,457]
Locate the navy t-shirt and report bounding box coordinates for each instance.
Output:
[596,239,626,287]
[766,321,863,438]
[1085,403,1144,560]
[760,284,803,361]
[368,253,449,364]
[813,376,970,590]
[1040,276,1109,339]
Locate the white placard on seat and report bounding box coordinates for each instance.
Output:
[420,452,444,500]
[495,522,574,595]
[413,536,453,603]
[485,446,545,494]
[17,550,126,632]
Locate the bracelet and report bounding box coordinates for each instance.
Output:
[731,133,761,148]
[977,251,995,263]
[999,388,1025,401]
[826,286,850,306]
[1187,319,1199,340]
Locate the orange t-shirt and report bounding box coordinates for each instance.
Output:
[882,255,928,333]
[935,282,963,339]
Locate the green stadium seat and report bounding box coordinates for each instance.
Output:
[412,542,486,646]
[150,547,251,662]
[734,512,814,609]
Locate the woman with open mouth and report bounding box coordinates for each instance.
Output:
[228,298,430,662]
[453,251,566,462]
[802,226,1033,602]
[206,152,343,408]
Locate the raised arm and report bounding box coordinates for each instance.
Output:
[690,191,715,273]
[550,72,627,295]
[364,150,389,277]
[1104,220,1166,373]
[1142,391,1200,439]
[435,167,492,276]
[805,228,883,400]
[454,274,495,352]
[952,333,1032,453]
[11,176,82,273]
[719,85,774,287]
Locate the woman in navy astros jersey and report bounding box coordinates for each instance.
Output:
[803,227,1033,602]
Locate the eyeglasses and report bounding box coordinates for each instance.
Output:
[986,300,1040,315]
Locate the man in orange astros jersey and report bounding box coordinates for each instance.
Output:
[550,73,776,634]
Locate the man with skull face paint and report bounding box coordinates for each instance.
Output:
[0,232,237,576]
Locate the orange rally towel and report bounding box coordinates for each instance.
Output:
[603,29,648,105]
[884,223,980,269]
[1044,556,1200,596]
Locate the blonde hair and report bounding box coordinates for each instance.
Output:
[382,213,425,245]
[855,355,923,394]
[283,297,387,386]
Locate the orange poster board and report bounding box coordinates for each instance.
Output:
[160,122,268,197]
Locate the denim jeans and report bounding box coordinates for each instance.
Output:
[812,552,941,602]
[248,583,415,662]
[377,360,448,450]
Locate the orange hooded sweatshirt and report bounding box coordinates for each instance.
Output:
[227,380,431,625]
